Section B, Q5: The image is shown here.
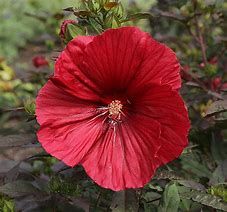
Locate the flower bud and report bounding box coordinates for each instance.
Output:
[208,56,218,65]
[32,56,49,68]
[59,19,77,40]
[211,76,221,91]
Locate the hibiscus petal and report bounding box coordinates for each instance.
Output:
[54,36,102,101]
[81,27,152,92]
[55,36,94,77]
[81,27,180,94]
[37,114,106,167]
[81,115,161,191]
[156,127,189,164]
[129,38,181,91]
[36,80,111,167]
[36,80,98,125]
[132,85,190,166]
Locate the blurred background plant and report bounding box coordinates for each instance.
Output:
[0,0,78,60]
[0,0,227,211]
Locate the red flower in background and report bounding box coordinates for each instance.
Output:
[36,27,190,191]
[211,76,222,91]
[32,56,49,68]
[221,83,227,91]
[210,76,227,92]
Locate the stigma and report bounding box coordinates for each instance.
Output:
[108,100,123,121]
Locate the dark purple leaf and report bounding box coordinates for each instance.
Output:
[0,180,43,198]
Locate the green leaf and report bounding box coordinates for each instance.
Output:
[144,204,158,212]
[67,24,86,40]
[88,18,103,33]
[208,184,227,202]
[110,190,139,212]
[148,183,163,192]
[211,132,227,164]
[0,181,42,198]
[0,197,14,212]
[154,170,183,180]
[177,180,206,191]
[179,190,227,211]
[48,176,80,196]
[0,160,19,174]
[158,183,180,212]
[66,197,90,212]
[105,14,120,28]
[122,12,152,23]
[143,191,161,202]
[86,0,95,11]
[205,100,227,117]
[24,99,35,115]
[0,134,36,148]
[115,2,124,18]
[179,198,191,211]
[181,157,212,178]
[209,159,227,185]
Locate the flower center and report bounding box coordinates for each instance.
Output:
[108,100,123,119]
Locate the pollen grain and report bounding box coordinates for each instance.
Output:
[108,100,123,116]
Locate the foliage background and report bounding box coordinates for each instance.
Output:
[0,0,227,211]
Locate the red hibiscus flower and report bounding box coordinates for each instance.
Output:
[32,56,49,68]
[36,27,190,191]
